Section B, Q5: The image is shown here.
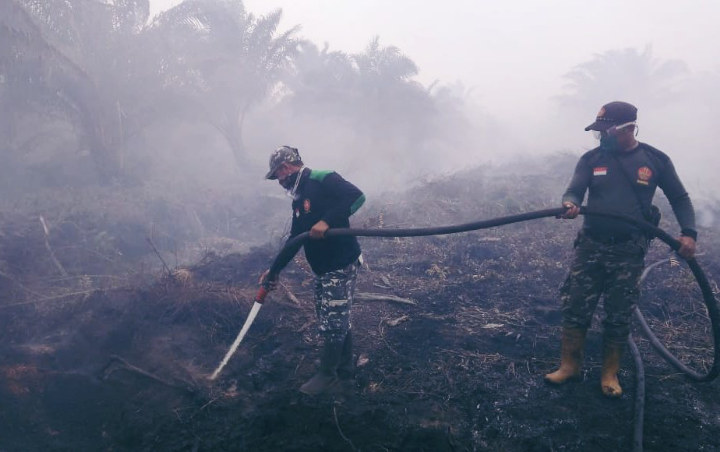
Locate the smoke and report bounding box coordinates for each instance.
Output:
[5,0,720,257]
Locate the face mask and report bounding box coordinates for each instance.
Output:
[599,134,619,151]
[279,171,298,190]
[280,167,305,198]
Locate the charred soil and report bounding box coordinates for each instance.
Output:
[1,165,719,451]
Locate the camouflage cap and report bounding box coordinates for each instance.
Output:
[265,146,303,179]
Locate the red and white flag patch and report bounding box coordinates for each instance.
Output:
[593,166,608,176]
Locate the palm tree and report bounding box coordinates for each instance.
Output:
[282,40,357,118]
[3,0,159,182]
[151,0,299,167]
[559,45,689,109]
[0,0,47,148]
[0,0,100,176]
[274,36,439,172]
[352,37,435,147]
[353,36,419,83]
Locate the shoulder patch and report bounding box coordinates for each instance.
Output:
[309,169,334,182]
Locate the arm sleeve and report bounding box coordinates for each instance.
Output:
[562,155,590,206]
[658,158,697,240]
[269,234,304,275]
[320,172,366,227]
[270,208,304,274]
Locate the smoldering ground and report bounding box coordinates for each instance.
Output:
[1,160,719,451]
[3,1,720,450]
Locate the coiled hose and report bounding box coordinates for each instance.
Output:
[263,206,719,451]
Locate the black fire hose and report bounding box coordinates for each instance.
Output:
[579,209,720,382]
[628,334,645,452]
[579,209,720,452]
[628,249,718,452]
[266,206,720,380]
[268,207,567,276]
[260,206,719,451]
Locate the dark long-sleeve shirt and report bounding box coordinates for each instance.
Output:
[562,143,697,239]
[275,168,365,275]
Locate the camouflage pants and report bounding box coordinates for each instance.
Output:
[314,259,360,344]
[560,232,647,340]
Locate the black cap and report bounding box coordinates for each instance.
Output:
[584,101,638,131]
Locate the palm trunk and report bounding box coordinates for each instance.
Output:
[221,104,250,169]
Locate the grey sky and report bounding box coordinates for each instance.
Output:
[151,0,720,121]
[148,1,720,194]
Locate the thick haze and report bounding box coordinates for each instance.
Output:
[4,0,719,217]
[149,0,720,198]
[238,0,720,120]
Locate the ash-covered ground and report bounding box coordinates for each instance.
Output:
[1,162,719,451]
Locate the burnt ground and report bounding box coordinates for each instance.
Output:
[1,162,720,451]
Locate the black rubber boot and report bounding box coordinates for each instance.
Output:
[299,340,343,396]
[336,330,355,380]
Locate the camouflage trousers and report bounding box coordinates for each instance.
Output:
[560,232,647,340]
[313,259,360,344]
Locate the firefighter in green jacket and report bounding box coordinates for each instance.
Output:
[260,146,366,396]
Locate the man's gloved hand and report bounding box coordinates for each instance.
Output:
[559,201,580,219]
[258,269,278,290]
[677,235,696,259]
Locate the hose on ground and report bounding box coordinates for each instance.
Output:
[628,334,646,452]
[268,206,719,380]
[263,206,719,452]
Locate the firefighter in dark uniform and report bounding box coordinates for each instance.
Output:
[545,101,697,397]
[260,146,366,396]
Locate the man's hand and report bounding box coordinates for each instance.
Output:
[258,269,278,290]
[560,202,580,219]
[309,220,330,239]
[677,236,696,259]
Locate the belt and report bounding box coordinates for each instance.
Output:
[584,230,637,245]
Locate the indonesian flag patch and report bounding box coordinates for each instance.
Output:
[593,166,608,176]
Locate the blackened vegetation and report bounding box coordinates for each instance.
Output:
[1,159,719,451]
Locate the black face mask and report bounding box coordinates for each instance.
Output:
[279,170,300,191]
[600,134,619,151]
